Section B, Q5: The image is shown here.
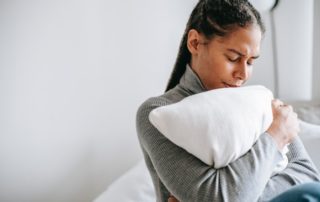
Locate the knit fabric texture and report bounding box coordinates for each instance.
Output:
[136,65,320,202]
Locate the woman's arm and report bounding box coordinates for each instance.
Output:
[137,97,283,202]
[258,137,320,201]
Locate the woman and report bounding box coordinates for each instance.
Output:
[136,0,320,201]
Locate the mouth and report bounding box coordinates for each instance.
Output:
[223,82,241,88]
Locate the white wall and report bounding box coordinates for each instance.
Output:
[0,0,196,201]
[246,11,275,91]
[0,0,318,202]
[273,0,314,101]
[249,0,316,102]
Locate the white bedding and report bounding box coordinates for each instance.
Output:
[93,160,155,202]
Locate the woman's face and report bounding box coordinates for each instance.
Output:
[188,25,262,90]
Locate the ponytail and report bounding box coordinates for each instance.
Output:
[165,0,265,92]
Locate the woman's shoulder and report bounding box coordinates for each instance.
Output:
[137,87,187,113]
[136,87,188,127]
[136,89,183,121]
[137,94,173,118]
[135,94,173,139]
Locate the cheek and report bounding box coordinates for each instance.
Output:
[200,52,234,78]
[217,61,235,76]
[204,53,225,70]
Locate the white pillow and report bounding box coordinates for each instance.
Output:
[299,120,320,139]
[299,120,320,170]
[149,85,286,169]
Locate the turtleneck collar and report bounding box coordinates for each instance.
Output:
[178,64,207,94]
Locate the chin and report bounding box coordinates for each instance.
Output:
[206,85,225,90]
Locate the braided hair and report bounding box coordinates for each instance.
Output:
[165,0,265,92]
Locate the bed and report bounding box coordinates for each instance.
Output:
[94,104,320,202]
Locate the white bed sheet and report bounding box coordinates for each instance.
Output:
[93,160,155,202]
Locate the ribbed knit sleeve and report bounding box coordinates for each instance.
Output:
[136,97,284,202]
[258,137,320,202]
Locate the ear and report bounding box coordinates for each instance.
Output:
[187,29,202,55]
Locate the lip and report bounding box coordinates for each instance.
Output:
[223,82,241,88]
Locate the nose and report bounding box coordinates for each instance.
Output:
[234,62,250,81]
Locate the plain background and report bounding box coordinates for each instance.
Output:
[0,0,319,201]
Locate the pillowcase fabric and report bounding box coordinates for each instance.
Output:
[149,85,287,169]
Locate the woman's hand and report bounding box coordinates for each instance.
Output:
[266,99,300,150]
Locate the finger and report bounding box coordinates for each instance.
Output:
[279,105,291,116]
[281,104,293,113]
[272,99,284,108]
[274,99,284,105]
[281,104,294,113]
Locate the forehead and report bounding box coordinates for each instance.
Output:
[210,25,262,55]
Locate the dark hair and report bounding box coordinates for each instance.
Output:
[165,0,265,92]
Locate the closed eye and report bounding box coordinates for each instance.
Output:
[228,57,239,62]
[225,55,240,62]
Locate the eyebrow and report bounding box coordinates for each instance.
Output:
[227,48,260,59]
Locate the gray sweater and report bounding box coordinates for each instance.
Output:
[136,66,320,202]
